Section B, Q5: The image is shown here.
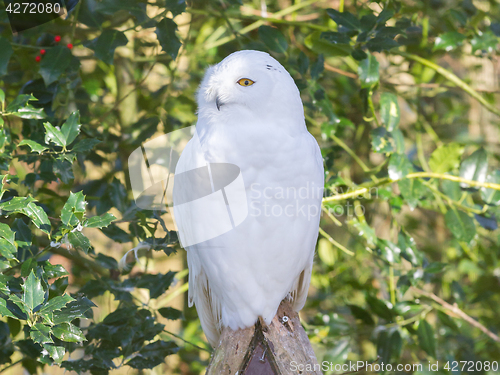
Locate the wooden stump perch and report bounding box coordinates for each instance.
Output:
[206,300,323,375]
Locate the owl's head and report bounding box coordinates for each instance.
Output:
[197,50,303,120]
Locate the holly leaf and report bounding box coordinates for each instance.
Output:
[358,54,379,88]
[445,209,476,242]
[326,8,360,31]
[418,320,436,357]
[85,213,116,228]
[379,92,400,131]
[389,153,413,180]
[259,25,288,53]
[68,231,91,253]
[18,140,48,154]
[433,32,466,51]
[30,324,53,344]
[155,19,181,60]
[0,37,13,76]
[52,322,86,343]
[22,271,45,313]
[44,123,66,147]
[39,46,72,85]
[459,147,488,189]
[429,143,464,174]
[86,30,128,65]
[60,112,81,146]
[61,191,87,226]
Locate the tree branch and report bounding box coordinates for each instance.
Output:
[411,287,500,343]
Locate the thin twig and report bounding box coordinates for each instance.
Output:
[398,52,500,117]
[411,287,500,343]
[319,227,354,256]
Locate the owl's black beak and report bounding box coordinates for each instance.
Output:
[215,96,223,111]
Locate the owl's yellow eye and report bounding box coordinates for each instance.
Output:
[237,78,255,87]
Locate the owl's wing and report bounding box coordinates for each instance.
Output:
[288,132,324,312]
[186,250,222,347]
[173,136,224,347]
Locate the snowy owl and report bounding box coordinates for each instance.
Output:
[173,50,324,347]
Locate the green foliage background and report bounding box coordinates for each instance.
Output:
[1,0,500,374]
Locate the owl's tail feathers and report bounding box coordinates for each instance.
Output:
[187,253,222,347]
[288,262,314,312]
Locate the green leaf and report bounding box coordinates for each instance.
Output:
[85,213,116,228]
[42,344,65,364]
[18,140,48,154]
[418,320,436,357]
[165,0,186,16]
[459,147,488,188]
[1,197,51,234]
[13,218,32,250]
[0,37,13,76]
[429,143,464,174]
[44,122,66,147]
[52,322,86,343]
[0,298,18,319]
[22,271,45,313]
[326,8,360,31]
[433,32,466,51]
[94,253,118,269]
[366,294,393,320]
[0,89,4,104]
[259,25,288,53]
[358,54,379,88]
[53,158,74,184]
[133,272,176,299]
[61,191,87,226]
[87,30,128,65]
[60,112,81,146]
[39,294,75,314]
[481,170,500,206]
[52,297,95,324]
[158,307,184,320]
[371,127,394,153]
[39,46,72,85]
[377,328,401,364]
[320,31,351,45]
[68,231,91,253]
[71,138,101,153]
[398,232,422,266]
[348,304,374,325]
[24,201,51,234]
[155,19,181,60]
[30,324,53,344]
[0,238,16,260]
[379,93,400,131]
[304,32,352,58]
[445,209,476,242]
[471,31,498,54]
[0,223,15,245]
[126,340,179,369]
[398,178,426,210]
[389,153,413,180]
[41,262,69,278]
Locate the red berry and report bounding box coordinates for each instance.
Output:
[67,43,73,50]
[40,49,46,55]
[54,35,61,42]
[35,55,41,62]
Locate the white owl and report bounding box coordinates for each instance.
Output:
[173,50,324,347]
